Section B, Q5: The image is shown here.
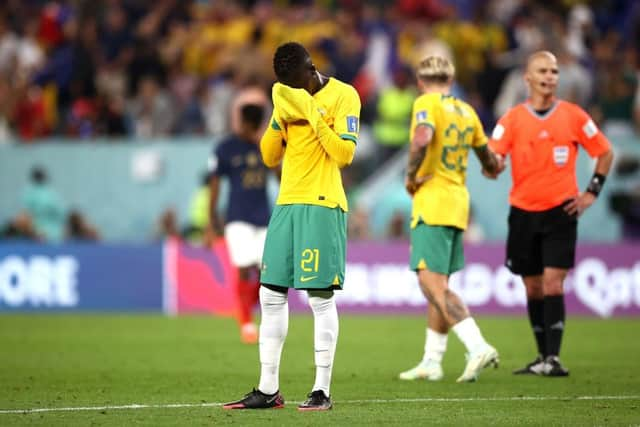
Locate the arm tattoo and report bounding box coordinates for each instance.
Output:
[407,145,427,179]
[444,290,469,322]
[473,145,498,174]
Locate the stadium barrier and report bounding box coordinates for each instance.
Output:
[2,137,639,242]
[1,241,638,317]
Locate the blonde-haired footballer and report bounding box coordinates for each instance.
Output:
[399,55,505,382]
[223,42,360,411]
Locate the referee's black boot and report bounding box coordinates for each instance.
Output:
[543,355,570,377]
[513,354,545,375]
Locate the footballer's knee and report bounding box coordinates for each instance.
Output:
[259,284,288,306]
[523,275,544,299]
[542,268,567,295]
[307,290,335,314]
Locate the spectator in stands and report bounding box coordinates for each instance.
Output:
[1,211,41,241]
[156,208,181,241]
[21,166,66,242]
[127,75,175,138]
[592,42,638,138]
[0,11,17,75]
[372,64,416,166]
[66,210,100,241]
[347,208,371,241]
[184,171,211,244]
[386,210,409,240]
[609,156,640,240]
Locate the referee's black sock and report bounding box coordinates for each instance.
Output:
[544,295,566,357]
[527,298,546,357]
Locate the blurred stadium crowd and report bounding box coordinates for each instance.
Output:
[1,0,640,242]
[0,0,638,141]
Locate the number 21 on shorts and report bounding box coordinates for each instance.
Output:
[301,248,320,272]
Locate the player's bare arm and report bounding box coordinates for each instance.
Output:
[405,124,433,195]
[564,148,614,216]
[474,145,505,180]
[207,175,223,239]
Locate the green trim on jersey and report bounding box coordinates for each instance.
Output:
[410,222,464,275]
[260,204,347,289]
[271,118,281,130]
[340,134,358,144]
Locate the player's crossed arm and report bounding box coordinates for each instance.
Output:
[260,115,286,167]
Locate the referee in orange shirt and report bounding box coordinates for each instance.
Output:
[488,51,613,376]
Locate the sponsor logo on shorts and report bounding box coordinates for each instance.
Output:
[300,275,318,282]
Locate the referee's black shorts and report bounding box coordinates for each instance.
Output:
[506,201,578,276]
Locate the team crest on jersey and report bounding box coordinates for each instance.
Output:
[416,110,428,122]
[246,152,259,167]
[347,116,359,133]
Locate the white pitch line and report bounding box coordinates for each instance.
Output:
[1,395,638,415]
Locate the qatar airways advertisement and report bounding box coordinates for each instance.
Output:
[0,241,638,317]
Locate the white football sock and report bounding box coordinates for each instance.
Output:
[308,290,339,396]
[452,317,488,354]
[258,286,288,395]
[423,328,448,364]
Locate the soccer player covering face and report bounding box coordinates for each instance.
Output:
[489,51,613,376]
[399,56,503,383]
[208,102,270,345]
[223,42,360,411]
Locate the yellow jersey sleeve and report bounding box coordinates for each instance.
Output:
[332,85,361,144]
[260,114,285,168]
[410,95,437,140]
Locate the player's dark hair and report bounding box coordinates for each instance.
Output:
[240,104,265,131]
[273,42,310,83]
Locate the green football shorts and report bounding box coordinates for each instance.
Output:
[260,204,346,290]
[410,222,465,275]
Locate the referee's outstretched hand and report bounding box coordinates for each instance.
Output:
[563,192,596,217]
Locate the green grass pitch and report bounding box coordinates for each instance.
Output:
[1,314,639,426]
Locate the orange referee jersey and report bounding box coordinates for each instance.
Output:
[489,100,610,211]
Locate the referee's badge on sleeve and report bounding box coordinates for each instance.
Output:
[491,124,505,140]
[582,119,598,138]
[347,116,359,133]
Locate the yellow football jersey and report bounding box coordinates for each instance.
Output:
[409,93,487,230]
[260,77,360,212]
